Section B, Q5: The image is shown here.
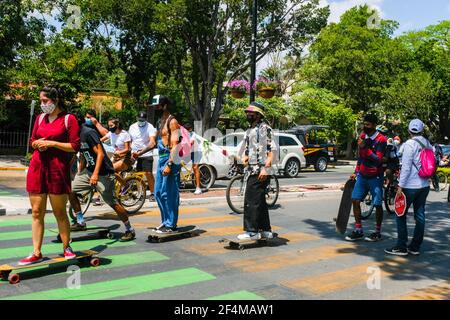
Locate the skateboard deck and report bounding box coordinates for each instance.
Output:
[0,248,102,284]
[48,224,119,242]
[219,233,279,251]
[394,192,407,217]
[147,225,197,243]
[336,179,356,234]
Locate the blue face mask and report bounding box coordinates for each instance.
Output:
[85,118,93,126]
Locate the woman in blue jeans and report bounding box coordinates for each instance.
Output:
[385,119,431,256]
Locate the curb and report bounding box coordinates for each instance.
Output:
[0,167,27,171]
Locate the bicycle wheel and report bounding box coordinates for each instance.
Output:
[437,171,448,191]
[266,175,279,208]
[68,189,94,222]
[384,184,396,215]
[119,177,147,214]
[198,164,216,190]
[226,175,245,214]
[361,193,374,220]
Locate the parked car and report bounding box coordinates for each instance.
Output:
[214,132,307,178]
[282,125,337,172]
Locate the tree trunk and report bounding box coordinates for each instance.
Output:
[345,132,354,160]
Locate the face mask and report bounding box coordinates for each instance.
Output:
[109,126,117,133]
[138,121,146,127]
[393,140,400,146]
[363,127,375,135]
[246,115,255,123]
[85,118,93,126]
[41,103,56,114]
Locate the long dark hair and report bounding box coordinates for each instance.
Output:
[40,85,65,110]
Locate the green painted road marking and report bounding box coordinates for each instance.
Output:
[0,238,136,260]
[0,191,21,197]
[0,226,101,241]
[2,268,215,300]
[207,290,265,300]
[0,216,57,228]
[0,251,169,279]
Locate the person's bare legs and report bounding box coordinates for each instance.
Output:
[48,194,71,250]
[111,203,130,224]
[29,193,47,256]
[193,164,200,189]
[145,171,155,194]
[352,199,362,224]
[114,160,128,186]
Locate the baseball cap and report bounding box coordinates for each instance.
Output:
[151,95,170,107]
[408,119,424,134]
[137,111,147,121]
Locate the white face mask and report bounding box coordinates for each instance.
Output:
[393,140,400,146]
[138,121,146,127]
[41,103,56,114]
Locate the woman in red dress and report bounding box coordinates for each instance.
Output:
[19,86,81,265]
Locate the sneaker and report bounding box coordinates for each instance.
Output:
[260,231,274,239]
[407,247,420,256]
[194,188,202,195]
[64,247,76,260]
[120,230,136,241]
[237,232,261,241]
[18,253,43,266]
[148,194,156,202]
[345,230,364,241]
[385,246,408,256]
[365,232,382,242]
[151,223,165,231]
[92,197,102,206]
[70,222,87,232]
[156,226,176,234]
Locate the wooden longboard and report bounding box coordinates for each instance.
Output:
[48,224,120,242]
[336,179,356,234]
[147,225,197,243]
[0,248,103,284]
[219,233,279,251]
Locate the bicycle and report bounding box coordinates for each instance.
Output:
[226,164,279,214]
[431,167,448,191]
[180,161,216,190]
[68,165,147,221]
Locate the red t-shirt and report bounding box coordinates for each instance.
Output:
[26,112,80,194]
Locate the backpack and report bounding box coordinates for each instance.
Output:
[38,113,70,130]
[412,138,437,179]
[166,116,191,160]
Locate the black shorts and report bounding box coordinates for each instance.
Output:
[136,157,154,172]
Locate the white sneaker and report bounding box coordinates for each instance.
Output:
[237,232,261,241]
[260,231,274,239]
[194,188,202,195]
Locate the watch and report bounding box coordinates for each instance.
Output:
[167,161,173,168]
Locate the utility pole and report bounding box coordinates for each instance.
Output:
[249,0,258,103]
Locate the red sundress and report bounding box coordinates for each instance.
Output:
[26,112,80,194]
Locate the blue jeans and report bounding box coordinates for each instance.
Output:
[154,156,181,228]
[351,174,384,206]
[396,187,430,250]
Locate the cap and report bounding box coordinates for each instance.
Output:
[408,119,424,134]
[151,95,170,107]
[137,111,147,121]
[244,101,265,117]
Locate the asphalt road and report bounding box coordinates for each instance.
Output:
[0,187,448,300]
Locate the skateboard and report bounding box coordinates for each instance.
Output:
[394,191,407,217]
[0,249,102,284]
[219,233,279,251]
[147,225,197,243]
[336,179,356,234]
[48,224,119,242]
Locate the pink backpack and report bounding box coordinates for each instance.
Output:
[166,116,191,160]
[412,138,436,179]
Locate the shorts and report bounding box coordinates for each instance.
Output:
[191,152,202,164]
[136,157,154,172]
[351,173,384,206]
[72,170,119,207]
[112,151,133,168]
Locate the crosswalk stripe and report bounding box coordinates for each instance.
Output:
[0,239,136,261]
[187,231,315,256]
[1,267,215,300]
[228,243,368,273]
[207,290,265,300]
[393,282,450,300]
[0,216,57,228]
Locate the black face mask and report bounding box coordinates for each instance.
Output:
[247,115,255,123]
[363,127,375,135]
[109,126,117,133]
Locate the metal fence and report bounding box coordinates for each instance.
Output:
[0,131,29,149]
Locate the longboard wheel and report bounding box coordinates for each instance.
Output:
[238,245,245,251]
[107,232,115,240]
[90,257,100,267]
[0,271,7,281]
[8,273,20,284]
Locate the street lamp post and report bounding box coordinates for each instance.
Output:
[249,0,257,103]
